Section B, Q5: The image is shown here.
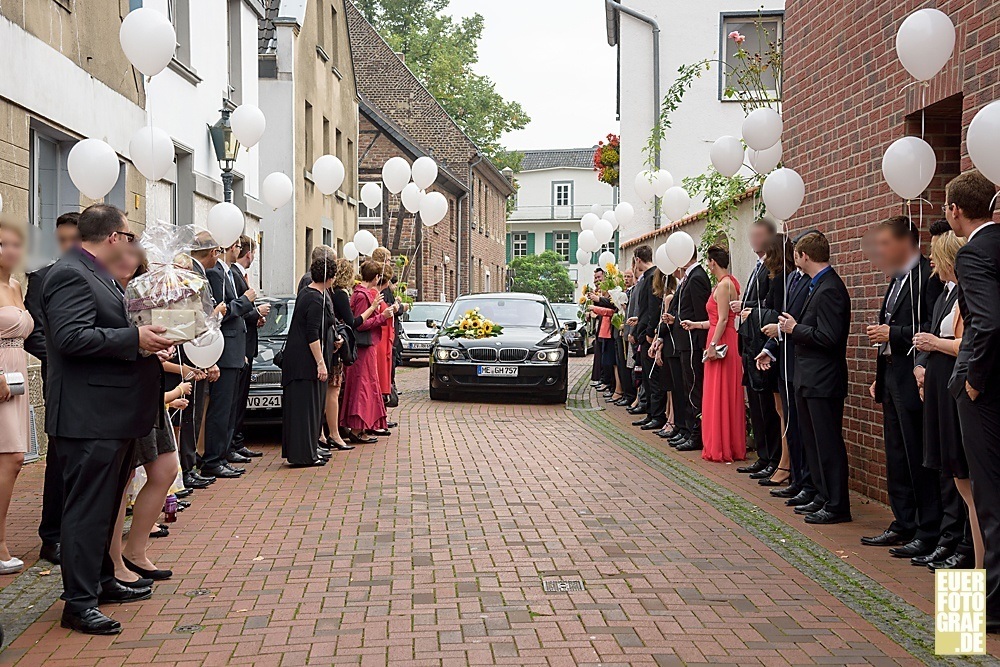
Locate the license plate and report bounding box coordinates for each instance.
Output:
[408,342,430,350]
[477,365,518,377]
[247,395,281,409]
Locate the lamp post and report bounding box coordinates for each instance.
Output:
[209,106,240,203]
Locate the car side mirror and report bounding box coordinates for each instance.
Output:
[564,321,578,331]
[426,319,439,329]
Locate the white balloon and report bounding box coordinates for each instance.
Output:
[651,169,674,198]
[593,219,614,245]
[968,101,1000,185]
[654,244,677,275]
[614,202,634,226]
[762,168,807,220]
[665,232,696,267]
[119,8,176,77]
[183,332,224,369]
[575,248,592,265]
[742,108,783,151]
[662,187,691,222]
[353,229,378,256]
[261,172,293,210]
[580,213,600,231]
[634,171,656,202]
[411,156,438,190]
[881,136,936,200]
[598,251,616,268]
[342,242,359,261]
[68,139,120,200]
[312,155,345,195]
[230,104,266,149]
[0,192,3,214]
[419,191,448,227]
[601,211,619,231]
[896,8,956,82]
[747,140,783,174]
[129,126,174,182]
[590,204,604,216]
[711,135,745,178]
[401,182,424,213]
[578,229,600,253]
[360,182,383,211]
[207,202,245,247]
[381,156,411,195]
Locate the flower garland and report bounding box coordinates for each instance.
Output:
[593,134,620,186]
[440,308,503,340]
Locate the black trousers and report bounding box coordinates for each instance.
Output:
[748,387,781,466]
[779,380,814,495]
[615,334,632,400]
[665,356,684,430]
[678,347,704,440]
[178,378,207,473]
[203,367,241,470]
[882,367,942,541]
[52,436,135,613]
[956,391,1000,629]
[38,369,62,547]
[591,333,602,382]
[937,473,971,553]
[796,393,850,515]
[639,342,666,422]
[230,361,253,452]
[599,337,616,387]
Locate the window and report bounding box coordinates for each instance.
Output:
[359,182,380,224]
[512,232,528,258]
[553,182,572,207]
[304,227,314,269]
[317,0,327,58]
[304,101,314,165]
[720,12,782,101]
[322,117,331,155]
[166,0,191,66]
[599,238,617,258]
[330,5,340,66]
[322,228,332,247]
[226,0,243,103]
[554,232,571,262]
[346,138,355,193]
[175,147,194,227]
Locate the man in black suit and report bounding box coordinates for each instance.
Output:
[629,246,666,431]
[946,170,1000,631]
[778,231,852,525]
[230,235,268,460]
[24,212,81,566]
[862,216,943,556]
[735,220,781,478]
[202,239,256,479]
[653,268,686,441]
[669,253,712,452]
[41,204,171,634]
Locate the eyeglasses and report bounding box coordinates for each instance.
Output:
[942,203,953,216]
[114,230,137,244]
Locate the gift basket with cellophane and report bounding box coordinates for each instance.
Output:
[125,221,220,344]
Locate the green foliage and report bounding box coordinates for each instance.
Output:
[644,60,713,169]
[682,169,756,260]
[508,251,575,303]
[721,18,783,112]
[357,0,530,163]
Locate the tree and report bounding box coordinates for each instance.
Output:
[508,251,575,303]
[357,0,530,163]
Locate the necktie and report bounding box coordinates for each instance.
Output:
[886,274,905,313]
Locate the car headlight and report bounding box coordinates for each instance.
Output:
[435,348,452,361]
[534,349,564,362]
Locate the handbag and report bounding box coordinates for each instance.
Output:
[3,372,25,396]
[336,323,358,366]
[354,327,373,347]
[384,385,399,408]
[273,337,287,369]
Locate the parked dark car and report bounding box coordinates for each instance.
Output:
[399,301,451,361]
[550,302,592,356]
[244,296,295,425]
[429,293,568,404]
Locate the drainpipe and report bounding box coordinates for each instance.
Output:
[456,191,468,299]
[606,0,662,229]
[466,152,485,296]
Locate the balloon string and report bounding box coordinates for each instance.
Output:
[147,75,161,225]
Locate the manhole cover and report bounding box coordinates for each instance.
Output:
[184,589,213,598]
[543,580,585,593]
[174,624,203,634]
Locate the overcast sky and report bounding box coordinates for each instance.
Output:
[445,0,619,152]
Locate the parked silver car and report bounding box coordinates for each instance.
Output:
[399,301,452,361]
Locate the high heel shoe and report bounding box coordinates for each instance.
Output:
[347,431,378,444]
[123,556,172,581]
[758,468,791,487]
[330,441,355,451]
[605,392,623,403]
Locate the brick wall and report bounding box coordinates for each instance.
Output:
[782,0,1000,502]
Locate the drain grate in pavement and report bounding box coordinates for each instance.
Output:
[174,624,204,634]
[542,579,585,593]
[184,588,213,598]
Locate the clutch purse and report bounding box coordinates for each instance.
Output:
[3,372,25,396]
[702,344,728,362]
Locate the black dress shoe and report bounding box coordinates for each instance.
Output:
[654,429,671,438]
[804,509,852,525]
[640,420,666,431]
[183,473,211,489]
[889,538,935,558]
[771,486,801,499]
[675,439,703,452]
[911,545,952,566]
[288,459,328,468]
[929,551,974,570]
[98,580,152,604]
[668,432,688,445]
[793,499,825,515]
[861,529,913,547]
[627,405,648,415]
[227,452,252,464]
[192,471,216,483]
[661,427,682,440]
[749,465,776,480]
[785,491,816,507]
[237,447,263,458]
[386,421,398,428]
[117,576,154,589]
[370,428,392,436]
[61,608,121,635]
[39,542,61,565]
[737,460,767,474]
[632,417,651,426]
[614,398,630,406]
[202,466,241,479]
[123,556,172,580]
[175,487,193,499]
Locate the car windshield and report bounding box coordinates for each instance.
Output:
[258,299,294,338]
[401,303,450,323]
[446,297,555,329]
[550,304,580,323]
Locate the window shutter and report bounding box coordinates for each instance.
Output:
[506,233,512,264]
[592,251,600,264]
[570,231,578,262]
[527,232,536,255]
[544,232,553,252]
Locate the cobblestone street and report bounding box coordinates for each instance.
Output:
[0,359,992,666]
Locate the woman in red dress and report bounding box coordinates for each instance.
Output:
[340,261,398,442]
[684,245,745,463]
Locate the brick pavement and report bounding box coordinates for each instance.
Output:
[0,358,986,665]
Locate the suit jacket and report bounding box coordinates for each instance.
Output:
[671,264,711,352]
[916,284,961,369]
[788,266,851,399]
[873,256,941,407]
[23,263,51,364]
[632,266,661,344]
[208,261,253,370]
[41,248,162,439]
[231,265,260,359]
[763,270,809,385]
[951,224,1000,398]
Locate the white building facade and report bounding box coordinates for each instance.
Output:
[506,148,618,292]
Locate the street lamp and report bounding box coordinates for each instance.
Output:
[209,106,240,203]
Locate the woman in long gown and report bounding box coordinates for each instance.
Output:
[686,245,744,463]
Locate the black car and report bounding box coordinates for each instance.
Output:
[428,293,569,404]
[550,302,592,356]
[244,296,295,425]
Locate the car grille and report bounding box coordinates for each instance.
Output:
[407,332,435,339]
[467,347,530,363]
[499,348,529,362]
[251,370,282,386]
[468,347,498,362]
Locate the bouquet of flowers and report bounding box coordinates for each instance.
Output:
[440,308,503,340]
[125,221,220,344]
[593,133,621,186]
[599,263,626,292]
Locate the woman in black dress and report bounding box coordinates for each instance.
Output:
[282,256,338,467]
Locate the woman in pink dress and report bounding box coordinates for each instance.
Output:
[340,260,398,443]
[0,219,32,575]
[684,245,744,463]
